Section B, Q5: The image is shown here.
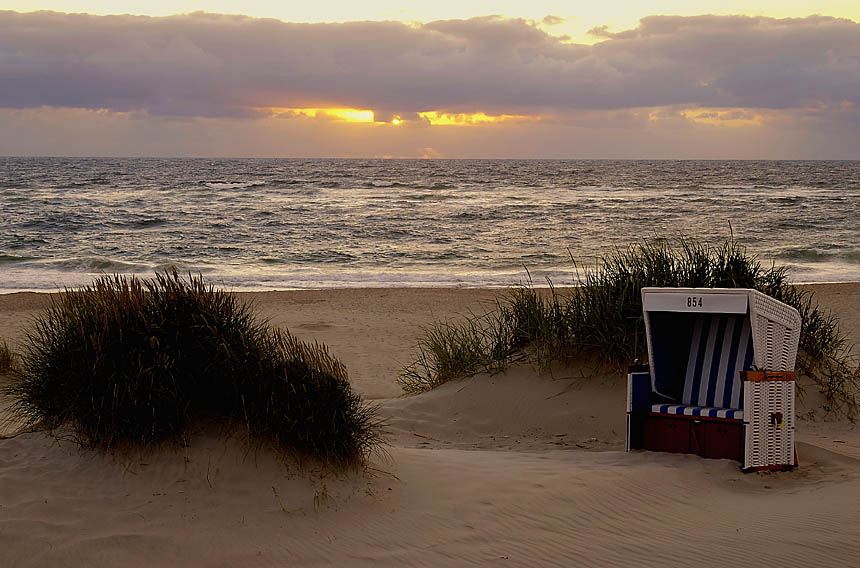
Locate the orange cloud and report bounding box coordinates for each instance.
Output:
[418,111,537,125]
[256,106,543,126]
[263,107,375,122]
[680,108,766,126]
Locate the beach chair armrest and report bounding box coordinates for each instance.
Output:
[627,367,652,413]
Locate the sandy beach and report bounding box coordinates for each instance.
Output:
[1,283,859,566]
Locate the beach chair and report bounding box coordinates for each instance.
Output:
[626,287,801,471]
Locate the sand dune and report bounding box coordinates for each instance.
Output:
[2,284,859,566]
[2,432,859,567]
[380,364,627,452]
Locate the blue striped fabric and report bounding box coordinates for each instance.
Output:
[650,403,744,420]
[681,314,753,410]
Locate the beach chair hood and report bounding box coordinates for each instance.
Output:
[641,288,801,403]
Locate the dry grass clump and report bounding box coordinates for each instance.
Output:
[400,237,858,418]
[5,270,382,464]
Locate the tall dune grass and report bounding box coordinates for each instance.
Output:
[399,237,859,418]
[5,270,383,464]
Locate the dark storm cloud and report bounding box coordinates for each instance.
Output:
[1,11,858,117]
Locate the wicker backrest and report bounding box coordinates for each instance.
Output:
[681,314,754,410]
[749,290,802,371]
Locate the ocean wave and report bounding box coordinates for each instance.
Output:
[20,218,89,230]
[772,196,805,204]
[128,217,168,228]
[401,193,459,201]
[363,181,458,191]
[404,182,458,190]
[192,267,546,290]
[779,248,830,262]
[363,181,408,188]
[2,158,859,290]
[152,263,216,274]
[288,251,359,264]
[453,212,485,220]
[701,184,758,190]
[777,248,860,264]
[48,257,153,273]
[203,180,267,190]
[0,254,37,264]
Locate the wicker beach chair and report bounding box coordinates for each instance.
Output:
[626,287,801,471]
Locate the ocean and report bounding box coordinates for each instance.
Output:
[1,158,859,292]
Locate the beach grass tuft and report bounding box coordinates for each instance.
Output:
[0,338,16,374]
[399,307,516,393]
[399,237,859,417]
[5,270,383,464]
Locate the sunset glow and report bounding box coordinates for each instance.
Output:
[418,112,536,126]
[258,107,538,126]
[1,5,858,158]
[264,107,375,123]
[680,108,765,127]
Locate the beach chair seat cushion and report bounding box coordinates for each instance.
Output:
[650,403,743,420]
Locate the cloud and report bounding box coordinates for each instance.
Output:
[541,15,565,26]
[0,11,858,119]
[5,103,859,159]
[587,25,614,38]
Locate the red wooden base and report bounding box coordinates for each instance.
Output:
[634,413,743,462]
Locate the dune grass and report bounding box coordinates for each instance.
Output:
[0,339,16,374]
[5,270,383,464]
[399,237,859,418]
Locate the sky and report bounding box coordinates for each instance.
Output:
[1,2,859,158]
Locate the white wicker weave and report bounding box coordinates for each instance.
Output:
[749,289,802,372]
[744,380,795,469]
